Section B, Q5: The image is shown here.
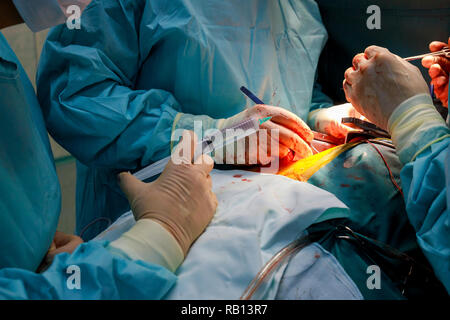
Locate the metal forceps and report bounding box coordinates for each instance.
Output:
[341,117,391,142]
[404,46,450,62]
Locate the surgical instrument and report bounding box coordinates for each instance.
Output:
[133,117,263,181]
[342,117,390,143]
[404,47,450,62]
[240,86,265,105]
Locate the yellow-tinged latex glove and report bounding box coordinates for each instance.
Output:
[109,131,217,271]
[422,37,450,107]
[215,104,314,163]
[387,94,450,164]
[343,46,430,130]
[308,103,365,139]
[107,219,185,272]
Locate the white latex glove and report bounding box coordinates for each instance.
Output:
[116,131,217,257]
[215,104,314,164]
[343,46,430,130]
[308,103,365,139]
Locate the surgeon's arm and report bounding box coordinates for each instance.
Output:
[0,132,217,299]
[109,131,217,261]
[387,94,450,294]
[37,0,180,170]
[0,240,177,299]
[343,46,450,293]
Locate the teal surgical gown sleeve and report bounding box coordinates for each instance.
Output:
[0,241,176,299]
[37,0,181,169]
[0,30,177,299]
[36,0,329,239]
[306,82,334,129]
[387,94,450,293]
[309,82,334,112]
[0,32,60,272]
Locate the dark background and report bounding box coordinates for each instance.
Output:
[316,0,450,103]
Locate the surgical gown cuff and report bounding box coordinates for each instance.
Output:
[107,219,184,273]
[387,94,450,164]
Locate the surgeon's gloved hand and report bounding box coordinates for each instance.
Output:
[422,37,450,107]
[215,105,314,164]
[343,46,430,130]
[308,103,365,139]
[117,131,217,260]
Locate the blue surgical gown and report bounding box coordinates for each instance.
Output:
[397,111,450,293]
[0,31,175,299]
[36,0,329,239]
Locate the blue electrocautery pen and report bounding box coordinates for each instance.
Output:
[240,86,265,105]
[239,86,272,125]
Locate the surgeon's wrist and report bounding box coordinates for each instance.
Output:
[307,109,321,131]
[387,93,449,164]
[387,94,434,130]
[107,219,184,272]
